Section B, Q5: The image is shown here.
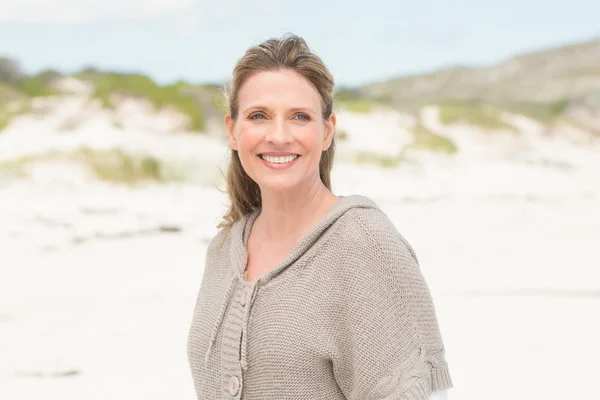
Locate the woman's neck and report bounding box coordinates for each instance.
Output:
[255,183,339,244]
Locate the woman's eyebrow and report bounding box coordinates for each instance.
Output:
[241,105,316,114]
[288,107,316,114]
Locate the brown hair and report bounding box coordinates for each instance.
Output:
[217,33,336,229]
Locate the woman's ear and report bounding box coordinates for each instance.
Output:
[225,114,238,151]
[322,113,336,151]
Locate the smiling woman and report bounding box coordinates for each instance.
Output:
[224,68,335,193]
[187,33,453,400]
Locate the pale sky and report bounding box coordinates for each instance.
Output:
[0,0,598,87]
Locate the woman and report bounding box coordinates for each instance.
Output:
[187,34,453,400]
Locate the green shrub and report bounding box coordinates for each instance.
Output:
[14,77,55,97]
[74,148,164,184]
[334,88,380,113]
[503,99,569,123]
[337,99,375,113]
[0,95,29,132]
[0,148,166,185]
[35,69,63,84]
[355,151,403,168]
[200,83,227,113]
[437,100,515,131]
[0,82,26,106]
[407,124,458,155]
[85,72,205,131]
[0,57,24,84]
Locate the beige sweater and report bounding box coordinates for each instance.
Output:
[187,194,453,399]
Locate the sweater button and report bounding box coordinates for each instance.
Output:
[228,375,240,396]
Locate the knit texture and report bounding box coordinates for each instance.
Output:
[187,194,453,399]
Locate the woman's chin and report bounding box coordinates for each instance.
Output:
[257,177,301,193]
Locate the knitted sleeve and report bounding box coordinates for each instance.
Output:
[331,209,453,400]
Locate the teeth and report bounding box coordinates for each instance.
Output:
[260,154,298,164]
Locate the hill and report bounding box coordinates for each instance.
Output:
[357,38,600,133]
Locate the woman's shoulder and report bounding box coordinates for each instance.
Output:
[205,224,232,258]
[338,202,420,266]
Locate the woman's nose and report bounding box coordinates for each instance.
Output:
[266,119,292,144]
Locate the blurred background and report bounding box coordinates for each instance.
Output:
[1,1,599,399]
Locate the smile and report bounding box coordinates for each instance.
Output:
[257,154,300,170]
[259,154,299,164]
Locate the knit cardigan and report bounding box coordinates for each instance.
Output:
[187,194,453,399]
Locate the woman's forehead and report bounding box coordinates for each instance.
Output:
[238,70,321,108]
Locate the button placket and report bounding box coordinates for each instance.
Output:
[239,283,256,371]
[222,279,254,399]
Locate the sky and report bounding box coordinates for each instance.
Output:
[1,0,599,87]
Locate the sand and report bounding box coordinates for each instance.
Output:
[1,90,599,399]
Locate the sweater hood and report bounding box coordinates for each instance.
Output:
[230,194,380,285]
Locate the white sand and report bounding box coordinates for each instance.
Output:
[1,87,599,399]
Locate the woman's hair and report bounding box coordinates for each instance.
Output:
[217,33,336,229]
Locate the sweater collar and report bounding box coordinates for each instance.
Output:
[229,194,379,286]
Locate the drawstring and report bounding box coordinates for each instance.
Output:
[204,274,238,369]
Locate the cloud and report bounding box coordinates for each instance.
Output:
[0,0,289,34]
[0,0,198,23]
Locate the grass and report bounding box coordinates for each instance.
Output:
[334,88,380,113]
[80,72,205,131]
[0,73,56,132]
[355,151,404,168]
[0,148,167,185]
[0,97,29,133]
[437,100,515,131]
[0,82,26,106]
[14,76,56,97]
[501,99,569,123]
[352,125,457,168]
[197,83,227,114]
[0,113,11,132]
[405,124,458,155]
[336,99,376,113]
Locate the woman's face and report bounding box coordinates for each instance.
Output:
[226,69,336,194]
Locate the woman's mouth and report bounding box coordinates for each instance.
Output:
[257,154,300,169]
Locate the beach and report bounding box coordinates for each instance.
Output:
[1,98,599,399]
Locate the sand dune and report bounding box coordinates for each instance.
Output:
[1,84,599,399]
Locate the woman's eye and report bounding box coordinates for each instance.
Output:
[249,113,265,120]
[294,114,310,121]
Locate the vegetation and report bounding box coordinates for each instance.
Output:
[0,57,24,84]
[0,62,57,132]
[355,151,404,168]
[0,82,25,105]
[405,124,458,155]
[436,100,516,131]
[501,99,569,123]
[0,148,167,185]
[0,115,10,132]
[334,87,380,113]
[193,83,227,113]
[0,89,29,132]
[337,98,376,113]
[78,71,205,131]
[353,125,457,168]
[14,76,56,97]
